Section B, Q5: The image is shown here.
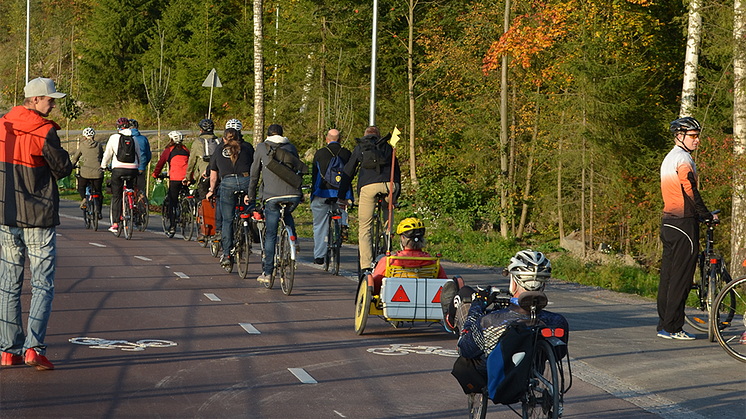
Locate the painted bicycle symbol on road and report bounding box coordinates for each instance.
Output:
[69,337,177,352]
[367,344,458,357]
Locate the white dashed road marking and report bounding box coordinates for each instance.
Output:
[288,368,317,384]
[135,256,152,261]
[89,243,106,247]
[239,323,260,334]
[204,293,221,301]
[174,272,189,279]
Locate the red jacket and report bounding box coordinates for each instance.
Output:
[154,144,189,181]
[0,106,72,227]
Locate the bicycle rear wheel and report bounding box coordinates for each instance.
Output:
[236,224,251,279]
[162,196,174,238]
[122,194,134,240]
[279,226,295,295]
[91,199,99,231]
[468,390,488,419]
[331,219,341,276]
[323,218,332,272]
[354,279,371,335]
[180,200,194,241]
[523,340,560,419]
[712,275,744,362]
[83,206,91,229]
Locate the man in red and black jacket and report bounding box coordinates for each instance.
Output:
[0,77,73,371]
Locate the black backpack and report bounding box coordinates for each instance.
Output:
[116,134,137,164]
[323,147,346,188]
[358,136,389,174]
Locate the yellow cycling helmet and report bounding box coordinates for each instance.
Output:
[396,217,425,238]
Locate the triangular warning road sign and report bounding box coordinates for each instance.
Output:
[391,285,410,302]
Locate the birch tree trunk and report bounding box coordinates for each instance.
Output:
[681,0,702,117]
[253,0,265,146]
[499,0,511,238]
[731,0,746,277]
[407,0,419,187]
[581,106,586,258]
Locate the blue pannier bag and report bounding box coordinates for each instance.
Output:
[486,323,535,405]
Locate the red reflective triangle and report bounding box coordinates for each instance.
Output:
[432,287,443,303]
[391,285,410,302]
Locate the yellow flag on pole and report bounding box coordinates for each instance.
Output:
[389,126,401,148]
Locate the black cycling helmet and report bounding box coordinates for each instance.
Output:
[669,117,701,136]
[128,119,139,129]
[198,118,214,132]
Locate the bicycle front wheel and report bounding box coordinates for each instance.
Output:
[523,340,560,419]
[279,226,295,295]
[354,279,371,335]
[712,275,744,362]
[468,390,488,419]
[122,194,134,240]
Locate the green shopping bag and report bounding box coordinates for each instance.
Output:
[150,180,167,206]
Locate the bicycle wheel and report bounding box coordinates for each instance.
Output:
[162,196,174,238]
[355,280,371,335]
[180,200,194,241]
[331,219,341,276]
[468,390,488,419]
[83,204,91,229]
[523,340,560,419]
[712,276,744,362]
[685,272,709,333]
[137,191,149,231]
[122,194,134,240]
[237,225,251,279]
[279,226,295,295]
[91,199,99,231]
[372,211,385,259]
[323,218,332,272]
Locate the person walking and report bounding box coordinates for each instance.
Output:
[0,77,73,371]
[337,126,401,273]
[70,127,104,219]
[658,116,716,340]
[248,124,305,283]
[310,129,353,265]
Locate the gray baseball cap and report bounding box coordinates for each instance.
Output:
[24,77,66,99]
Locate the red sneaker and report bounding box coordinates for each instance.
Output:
[1,352,23,366]
[24,349,54,370]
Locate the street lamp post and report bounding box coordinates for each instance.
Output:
[369,0,379,126]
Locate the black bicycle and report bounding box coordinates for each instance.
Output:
[256,199,297,295]
[177,183,197,241]
[82,182,101,231]
[684,210,737,341]
[466,288,572,419]
[223,190,253,278]
[323,198,343,275]
[711,275,744,362]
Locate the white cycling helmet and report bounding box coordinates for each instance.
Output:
[508,250,551,291]
[168,130,184,144]
[225,118,242,131]
[82,127,96,139]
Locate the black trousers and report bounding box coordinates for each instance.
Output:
[658,218,699,333]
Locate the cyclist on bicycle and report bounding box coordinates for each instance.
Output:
[311,128,353,264]
[101,117,141,233]
[187,119,220,201]
[153,131,190,235]
[367,218,448,295]
[248,124,304,283]
[658,117,716,341]
[443,250,568,373]
[336,126,401,273]
[70,127,104,219]
[206,127,255,268]
[128,119,152,196]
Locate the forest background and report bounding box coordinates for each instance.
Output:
[0,0,740,297]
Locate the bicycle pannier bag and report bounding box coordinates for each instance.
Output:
[323,147,346,188]
[487,323,535,405]
[452,356,488,394]
[117,134,137,163]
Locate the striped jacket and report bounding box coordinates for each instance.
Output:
[0,106,73,227]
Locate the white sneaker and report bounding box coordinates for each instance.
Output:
[108,224,119,233]
[257,273,271,283]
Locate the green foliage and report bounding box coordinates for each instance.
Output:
[552,255,660,298]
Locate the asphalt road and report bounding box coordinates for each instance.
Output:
[0,199,743,419]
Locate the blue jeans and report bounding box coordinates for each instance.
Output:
[311,197,348,259]
[0,226,56,356]
[263,196,301,275]
[219,176,251,257]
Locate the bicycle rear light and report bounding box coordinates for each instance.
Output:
[541,328,565,338]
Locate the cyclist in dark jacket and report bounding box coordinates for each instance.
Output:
[70,127,104,218]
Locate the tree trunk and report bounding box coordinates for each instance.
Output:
[510,84,516,235]
[589,156,594,251]
[517,92,538,238]
[407,0,418,187]
[499,0,511,238]
[732,0,746,276]
[557,110,565,240]
[581,106,586,258]
[253,0,265,146]
[681,0,702,117]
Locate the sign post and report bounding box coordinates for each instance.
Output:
[202,68,223,120]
